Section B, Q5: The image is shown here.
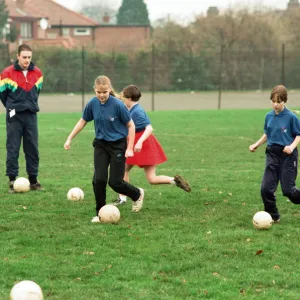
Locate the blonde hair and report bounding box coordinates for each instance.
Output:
[93,75,117,97]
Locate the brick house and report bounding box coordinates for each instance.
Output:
[5,0,151,52]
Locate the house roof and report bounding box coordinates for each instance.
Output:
[6,0,99,26]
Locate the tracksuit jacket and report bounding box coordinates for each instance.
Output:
[0,60,43,112]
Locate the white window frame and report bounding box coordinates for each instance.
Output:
[20,22,32,38]
[73,28,91,36]
[62,28,70,37]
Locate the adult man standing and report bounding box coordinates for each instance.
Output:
[0,44,43,192]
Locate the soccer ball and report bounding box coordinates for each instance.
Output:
[98,205,120,224]
[13,177,30,193]
[252,211,273,229]
[67,187,84,201]
[10,280,43,300]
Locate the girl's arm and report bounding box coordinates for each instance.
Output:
[249,133,267,152]
[64,118,87,150]
[134,124,153,152]
[125,120,135,158]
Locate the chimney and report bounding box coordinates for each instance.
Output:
[103,12,110,24]
[287,0,300,10]
[207,6,219,17]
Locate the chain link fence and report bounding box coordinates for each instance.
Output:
[0,43,300,111]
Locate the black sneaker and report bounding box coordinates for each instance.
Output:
[8,181,15,193]
[174,175,191,192]
[273,218,280,224]
[30,182,43,191]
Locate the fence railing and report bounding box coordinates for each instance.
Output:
[0,43,298,111]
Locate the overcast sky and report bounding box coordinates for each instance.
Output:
[55,0,290,22]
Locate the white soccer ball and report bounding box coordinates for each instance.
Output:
[98,205,120,224]
[13,177,30,193]
[10,280,43,300]
[252,211,273,229]
[67,187,84,201]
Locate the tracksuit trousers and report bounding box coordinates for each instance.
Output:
[6,110,39,179]
[261,144,300,220]
[92,138,140,215]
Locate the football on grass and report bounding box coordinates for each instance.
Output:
[13,177,30,193]
[67,187,84,201]
[98,205,120,224]
[10,280,43,300]
[252,211,273,229]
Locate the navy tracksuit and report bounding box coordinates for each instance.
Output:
[0,60,43,180]
[261,145,300,220]
[6,111,39,178]
[261,107,300,220]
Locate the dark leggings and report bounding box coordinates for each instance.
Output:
[92,138,140,215]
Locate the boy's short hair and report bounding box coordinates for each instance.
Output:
[270,85,288,103]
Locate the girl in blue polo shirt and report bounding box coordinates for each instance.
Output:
[114,85,191,206]
[249,85,300,223]
[64,76,144,222]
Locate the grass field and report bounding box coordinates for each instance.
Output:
[1,109,300,299]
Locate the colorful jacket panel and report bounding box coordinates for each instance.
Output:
[0,61,43,112]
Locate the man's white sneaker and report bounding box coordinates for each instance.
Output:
[91,216,100,223]
[132,188,144,212]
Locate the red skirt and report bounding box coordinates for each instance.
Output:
[126,131,167,167]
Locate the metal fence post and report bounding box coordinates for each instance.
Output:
[81,45,85,112]
[218,44,224,110]
[281,43,285,86]
[151,43,155,112]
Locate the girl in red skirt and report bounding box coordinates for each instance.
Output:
[114,85,191,205]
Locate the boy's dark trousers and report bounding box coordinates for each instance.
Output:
[92,138,140,215]
[261,144,300,220]
[6,110,39,179]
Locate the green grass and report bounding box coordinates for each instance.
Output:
[1,110,300,299]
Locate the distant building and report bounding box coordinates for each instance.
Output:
[5,0,151,52]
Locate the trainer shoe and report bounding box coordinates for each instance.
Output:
[30,182,43,191]
[113,197,127,206]
[174,175,191,192]
[8,181,15,193]
[132,188,144,212]
[273,218,280,224]
[91,216,100,223]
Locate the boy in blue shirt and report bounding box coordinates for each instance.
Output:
[249,85,300,223]
[64,76,144,222]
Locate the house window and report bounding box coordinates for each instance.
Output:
[62,28,70,36]
[74,28,90,36]
[47,33,57,39]
[20,22,32,38]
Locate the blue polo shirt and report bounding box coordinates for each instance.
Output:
[82,95,131,141]
[264,107,300,146]
[130,104,150,132]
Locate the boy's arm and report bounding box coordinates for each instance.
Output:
[283,136,300,155]
[249,134,267,152]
